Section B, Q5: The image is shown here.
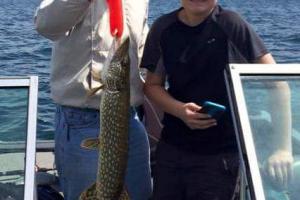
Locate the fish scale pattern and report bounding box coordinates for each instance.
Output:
[80,39,130,200]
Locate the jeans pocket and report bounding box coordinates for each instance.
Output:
[63,109,99,129]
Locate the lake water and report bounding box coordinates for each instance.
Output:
[0,0,299,140]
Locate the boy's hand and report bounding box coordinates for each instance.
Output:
[178,102,217,130]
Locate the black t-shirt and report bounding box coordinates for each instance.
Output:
[141,5,268,154]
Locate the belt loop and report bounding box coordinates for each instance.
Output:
[63,122,70,141]
[66,125,70,141]
[56,104,61,114]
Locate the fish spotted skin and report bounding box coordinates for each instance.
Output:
[80,38,130,200]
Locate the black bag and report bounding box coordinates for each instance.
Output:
[37,185,64,200]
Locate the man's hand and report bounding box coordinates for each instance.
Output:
[263,150,294,189]
[178,102,217,130]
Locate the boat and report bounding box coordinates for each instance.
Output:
[1,65,300,200]
[0,76,164,200]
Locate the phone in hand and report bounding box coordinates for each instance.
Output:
[199,101,226,120]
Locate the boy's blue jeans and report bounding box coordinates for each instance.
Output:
[54,105,152,200]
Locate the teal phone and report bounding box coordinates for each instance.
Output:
[200,101,226,120]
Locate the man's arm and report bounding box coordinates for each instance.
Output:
[35,0,91,40]
[257,53,293,188]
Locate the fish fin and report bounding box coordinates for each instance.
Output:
[119,186,130,200]
[80,183,130,200]
[87,85,105,97]
[79,183,98,200]
[81,138,100,150]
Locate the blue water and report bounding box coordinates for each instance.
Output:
[0,0,299,140]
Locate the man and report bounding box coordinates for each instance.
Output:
[141,0,293,199]
[34,0,152,199]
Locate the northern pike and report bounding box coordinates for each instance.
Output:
[79,38,130,200]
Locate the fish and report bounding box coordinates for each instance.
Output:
[79,38,131,200]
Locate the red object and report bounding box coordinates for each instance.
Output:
[106,0,124,38]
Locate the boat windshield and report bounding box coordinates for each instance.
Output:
[0,77,38,200]
[0,87,28,200]
[226,64,300,200]
[242,76,300,200]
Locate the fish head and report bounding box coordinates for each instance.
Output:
[105,38,130,92]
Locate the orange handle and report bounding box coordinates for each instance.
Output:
[106,0,123,38]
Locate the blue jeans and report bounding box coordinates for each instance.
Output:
[54,105,152,200]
